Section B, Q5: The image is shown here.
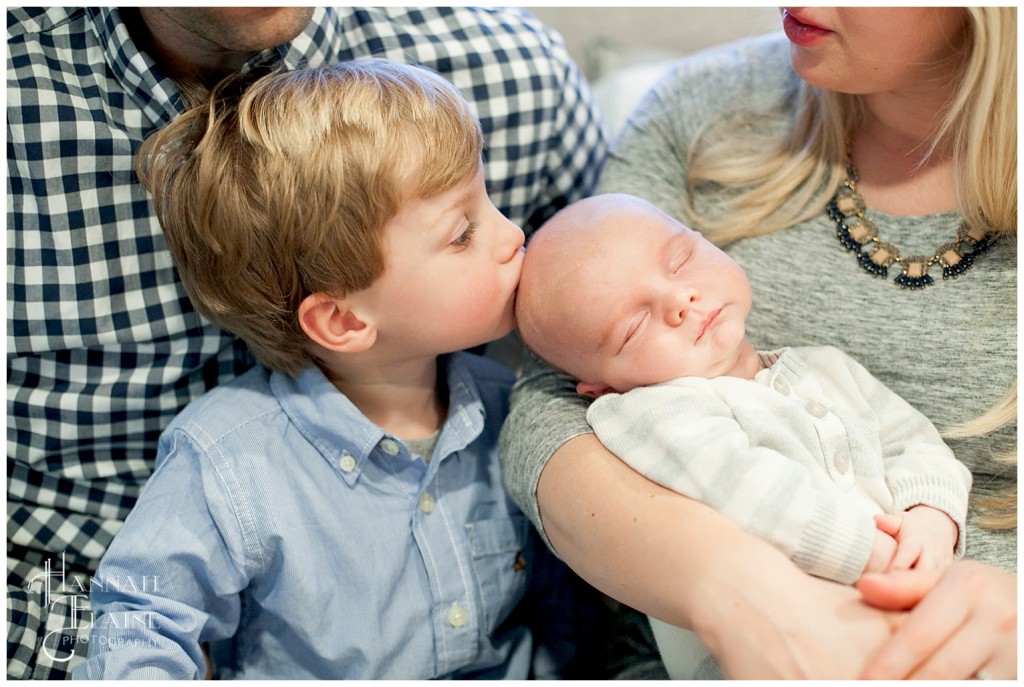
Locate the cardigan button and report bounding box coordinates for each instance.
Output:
[832,449,850,474]
[805,401,828,418]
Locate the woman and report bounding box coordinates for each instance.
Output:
[500,7,1015,679]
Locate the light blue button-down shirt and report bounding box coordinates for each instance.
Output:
[73,353,544,679]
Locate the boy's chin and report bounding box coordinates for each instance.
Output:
[447,321,516,356]
[495,320,516,340]
[489,312,517,341]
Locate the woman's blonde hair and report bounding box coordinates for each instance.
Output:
[685,7,1017,528]
[944,382,1018,529]
[684,7,1016,245]
[137,59,483,376]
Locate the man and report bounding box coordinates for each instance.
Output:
[7,7,606,677]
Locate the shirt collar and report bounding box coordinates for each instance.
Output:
[276,7,343,70]
[87,7,185,127]
[270,353,486,486]
[86,7,344,129]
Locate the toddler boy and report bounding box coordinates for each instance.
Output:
[74,60,561,679]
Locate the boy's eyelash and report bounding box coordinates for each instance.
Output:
[452,222,479,247]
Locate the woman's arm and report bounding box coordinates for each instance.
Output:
[587,383,877,584]
[538,433,896,678]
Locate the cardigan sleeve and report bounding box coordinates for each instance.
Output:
[832,349,972,558]
[587,380,876,585]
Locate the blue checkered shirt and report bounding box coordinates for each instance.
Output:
[7,6,606,678]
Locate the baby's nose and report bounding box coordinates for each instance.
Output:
[666,288,698,325]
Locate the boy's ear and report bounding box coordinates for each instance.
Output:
[298,293,377,353]
[576,381,615,399]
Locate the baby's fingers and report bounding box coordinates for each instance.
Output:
[873,513,901,536]
[889,540,922,571]
[914,545,954,573]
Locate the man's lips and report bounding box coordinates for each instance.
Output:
[695,308,721,343]
[782,9,832,47]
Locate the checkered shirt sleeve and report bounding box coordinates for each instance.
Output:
[7,6,606,678]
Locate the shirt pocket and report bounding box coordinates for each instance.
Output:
[466,515,530,631]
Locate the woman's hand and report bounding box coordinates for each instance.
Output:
[695,563,894,678]
[856,560,1017,679]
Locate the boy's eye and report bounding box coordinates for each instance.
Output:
[451,222,479,248]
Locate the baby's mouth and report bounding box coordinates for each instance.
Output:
[695,307,722,343]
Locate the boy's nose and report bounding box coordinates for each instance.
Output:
[497,219,525,264]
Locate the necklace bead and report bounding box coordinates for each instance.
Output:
[826,164,993,289]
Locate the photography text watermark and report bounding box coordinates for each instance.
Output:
[25,553,165,662]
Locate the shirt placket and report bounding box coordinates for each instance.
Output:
[400,438,480,676]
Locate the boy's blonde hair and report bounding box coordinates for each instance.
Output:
[137,59,483,376]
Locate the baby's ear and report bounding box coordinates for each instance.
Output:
[576,381,614,399]
[298,293,377,353]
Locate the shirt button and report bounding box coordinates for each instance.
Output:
[772,377,791,395]
[805,401,828,418]
[338,452,356,473]
[418,492,435,514]
[447,603,467,628]
[380,438,400,456]
[833,449,850,474]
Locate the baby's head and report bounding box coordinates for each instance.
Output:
[139,59,523,375]
[516,194,754,396]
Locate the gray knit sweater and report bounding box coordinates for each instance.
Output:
[499,32,1016,572]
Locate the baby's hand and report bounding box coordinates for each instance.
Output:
[874,506,957,572]
[864,527,897,574]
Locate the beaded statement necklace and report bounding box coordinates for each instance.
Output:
[825,164,994,289]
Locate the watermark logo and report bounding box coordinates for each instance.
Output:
[24,553,162,662]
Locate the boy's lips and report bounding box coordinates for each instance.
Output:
[695,307,721,343]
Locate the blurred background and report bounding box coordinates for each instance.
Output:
[530,7,780,136]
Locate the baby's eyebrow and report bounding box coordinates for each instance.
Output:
[593,298,617,352]
[664,231,689,266]
[596,305,629,356]
[596,320,615,353]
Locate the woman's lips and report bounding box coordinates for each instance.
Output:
[782,9,832,47]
